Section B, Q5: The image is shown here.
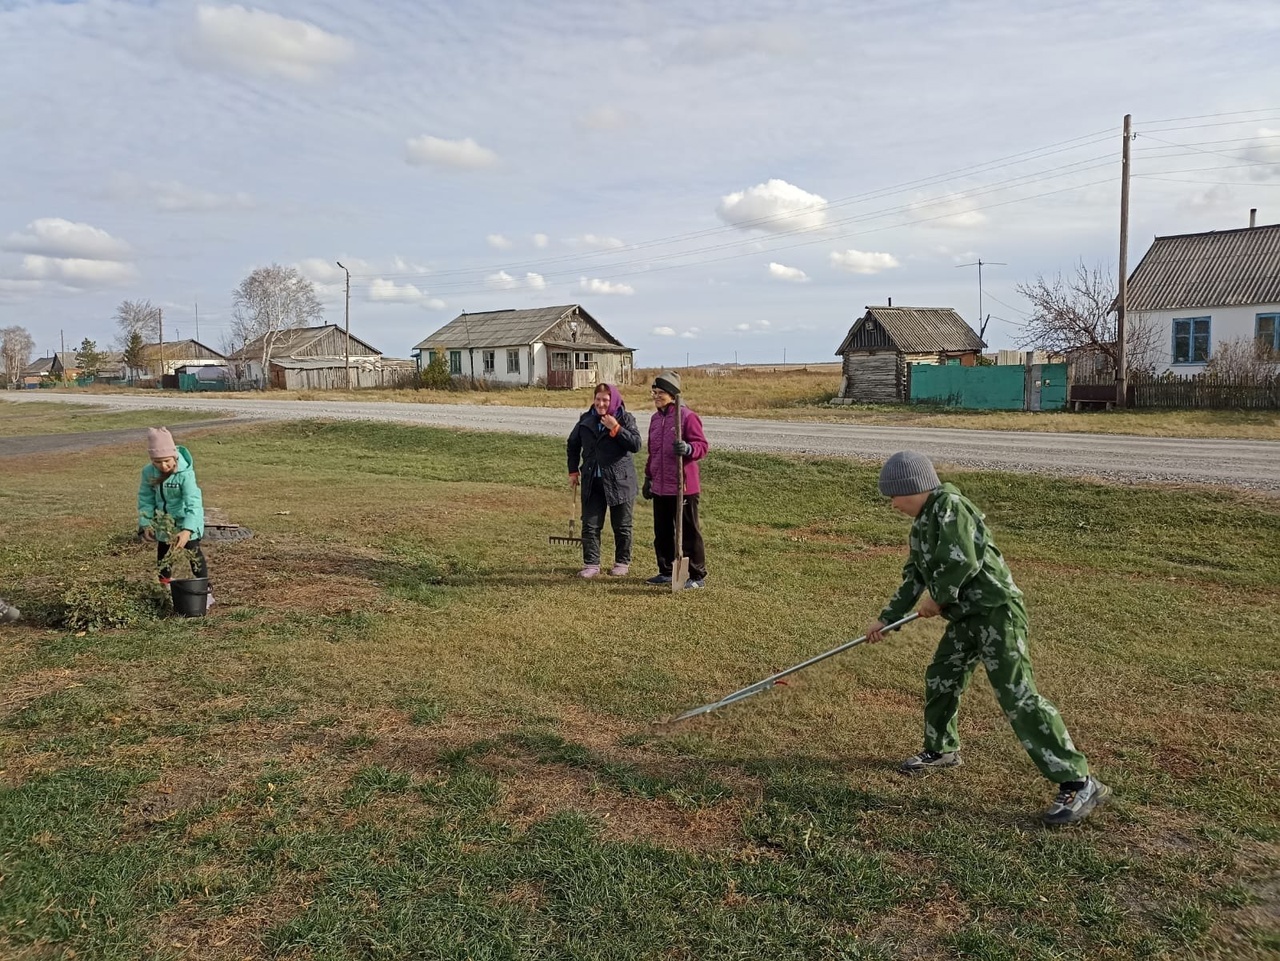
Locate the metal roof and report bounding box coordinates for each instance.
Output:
[1126,223,1280,311]
[232,325,381,359]
[835,306,985,355]
[413,305,629,350]
[270,356,414,370]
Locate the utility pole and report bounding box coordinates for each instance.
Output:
[60,329,66,385]
[195,299,200,342]
[336,261,351,389]
[955,258,1006,342]
[158,308,165,387]
[1116,113,1132,409]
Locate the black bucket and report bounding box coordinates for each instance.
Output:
[170,577,210,618]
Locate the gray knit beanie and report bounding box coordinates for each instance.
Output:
[878,450,940,496]
[652,370,681,396]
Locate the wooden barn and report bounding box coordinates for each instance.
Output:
[833,305,986,403]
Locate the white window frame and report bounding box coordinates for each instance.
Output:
[506,348,521,374]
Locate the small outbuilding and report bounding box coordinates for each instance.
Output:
[833,305,986,403]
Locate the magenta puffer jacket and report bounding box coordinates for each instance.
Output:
[645,402,709,496]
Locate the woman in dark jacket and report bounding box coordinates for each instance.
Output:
[566,382,643,577]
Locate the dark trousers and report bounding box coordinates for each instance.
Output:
[581,485,634,567]
[652,494,707,580]
[157,539,209,580]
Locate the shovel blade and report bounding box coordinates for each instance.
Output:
[671,556,691,593]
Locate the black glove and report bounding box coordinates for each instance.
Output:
[642,477,653,500]
[673,439,692,457]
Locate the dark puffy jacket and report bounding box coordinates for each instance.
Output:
[645,402,708,496]
[566,385,643,506]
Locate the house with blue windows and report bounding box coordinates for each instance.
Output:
[1126,220,1280,375]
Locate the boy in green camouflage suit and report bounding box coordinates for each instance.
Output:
[865,450,1109,826]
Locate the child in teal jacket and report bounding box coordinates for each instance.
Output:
[865,450,1109,827]
[138,427,210,591]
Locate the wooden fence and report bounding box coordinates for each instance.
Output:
[1126,374,1280,410]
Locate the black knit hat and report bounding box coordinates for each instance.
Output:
[652,370,681,396]
[878,450,941,496]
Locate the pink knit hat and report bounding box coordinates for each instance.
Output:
[147,427,177,459]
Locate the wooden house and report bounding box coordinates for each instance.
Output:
[833,305,986,403]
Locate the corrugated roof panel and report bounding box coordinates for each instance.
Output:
[836,306,985,355]
[1127,223,1280,311]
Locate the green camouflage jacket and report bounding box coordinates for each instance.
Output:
[879,483,1022,624]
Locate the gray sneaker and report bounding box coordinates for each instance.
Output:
[1042,776,1111,826]
[0,596,20,623]
[898,750,962,775]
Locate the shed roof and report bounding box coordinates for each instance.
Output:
[1125,223,1280,311]
[233,325,381,359]
[141,339,227,361]
[413,305,630,350]
[835,306,985,355]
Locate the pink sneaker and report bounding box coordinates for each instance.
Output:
[205,590,216,611]
[608,564,630,577]
[578,566,601,579]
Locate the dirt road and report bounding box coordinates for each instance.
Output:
[4,392,1278,492]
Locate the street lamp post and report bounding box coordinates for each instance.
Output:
[336,261,351,390]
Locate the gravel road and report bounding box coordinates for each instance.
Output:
[4,392,1278,492]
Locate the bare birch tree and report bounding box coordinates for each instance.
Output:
[1015,261,1159,375]
[231,264,324,388]
[1,325,35,385]
[114,299,161,349]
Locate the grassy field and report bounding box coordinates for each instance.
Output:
[1,412,1278,959]
[69,369,1280,439]
[0,400,222,436]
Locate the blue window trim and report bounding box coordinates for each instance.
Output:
[448,350,462,374]
[1171,315,1212,365]
[1257,313,1280,352]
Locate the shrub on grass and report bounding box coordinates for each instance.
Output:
[58,578,161,631]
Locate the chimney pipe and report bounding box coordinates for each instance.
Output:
[888,296,892,307]
[1250,208,1257,228]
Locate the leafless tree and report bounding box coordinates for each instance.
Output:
[1205,337,1280,382]
[1015,261,1160,376]
[230,264,323,388]
[114,299,161,349]
[1,325,35,385]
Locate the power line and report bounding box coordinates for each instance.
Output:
[1142,106,1280,124]
[356,133,1117,282]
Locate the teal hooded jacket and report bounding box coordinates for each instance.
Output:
[138,445,205,542]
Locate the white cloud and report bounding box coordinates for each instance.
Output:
[908,191,988,229]
[532,233,549,248]
[21,255,136,287]
[734,322,751,331]
[486,233,513,250]
[153,180,255,212]
[767,262,809,282]
[734,320,772,332]
[680,327,700,339]
[576,106,627,132]
[717,179,828,233]
[568,234,626,250]
[406,135,498,171]
[484,270,544,291]
[652,326,677,336]
[296,257,369,286]
[580,277,634,295]
[390,256,431,275]
[425,298,448,310]
[668,23,804,64]
[1244,127,1280,181]
[190,5,354,82]
[368,278,429,303]
[830,249,901,275]
[4,218,131,261]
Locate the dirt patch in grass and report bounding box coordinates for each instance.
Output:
[0,666,93,721]
[152,880,313,961]
[483,753,749,853]
[124,765,232,830]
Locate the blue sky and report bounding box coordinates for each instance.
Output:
[2,0,1278,365]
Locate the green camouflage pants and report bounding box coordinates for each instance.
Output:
[923,603,1089,783]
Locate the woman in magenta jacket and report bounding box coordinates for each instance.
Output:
[643,370,709,588]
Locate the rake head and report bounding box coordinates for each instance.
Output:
[548,535,583,545]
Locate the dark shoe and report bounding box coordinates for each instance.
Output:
[646,574,672,585]
[1042,776,1111,826]
[0,597,19,623]
[898,750,962,775]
